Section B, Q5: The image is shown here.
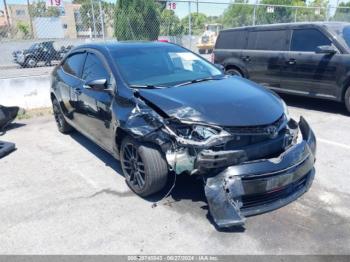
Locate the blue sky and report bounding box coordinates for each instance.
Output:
[1,0,347,18]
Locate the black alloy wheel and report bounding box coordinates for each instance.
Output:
[122,142,146,191]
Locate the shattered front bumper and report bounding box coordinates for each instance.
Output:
[204,117,316,228]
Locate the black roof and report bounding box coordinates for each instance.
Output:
[72,41,175,53]
[221,21,350,32]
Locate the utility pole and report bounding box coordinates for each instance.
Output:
[26,0,34,38]
[196,0,198,14]
[3,0,11,28]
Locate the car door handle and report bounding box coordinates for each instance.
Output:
[241,56,251,62]
[286,59,296,65]
[73,87,82,95]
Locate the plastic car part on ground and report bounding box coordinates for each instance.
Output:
[0,105,19,159]
[0,105,19,131]
[0,141,16,158]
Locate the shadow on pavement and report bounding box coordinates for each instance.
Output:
[5,122,26,131]
[0,123,26,136]
[280,93,348,115]
[69,129,247,231]
[69,131,123,175]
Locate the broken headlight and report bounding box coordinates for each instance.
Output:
[165,121,232,147]
[168,123,220,141]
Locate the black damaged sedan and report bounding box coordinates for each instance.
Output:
[50,42,316,228]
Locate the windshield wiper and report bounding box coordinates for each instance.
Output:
[129,84,163,89]
[174,76,222,87]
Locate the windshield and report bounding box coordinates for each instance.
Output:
[327,24,350,49]
[112,45,223,87]
[29,43,39,50]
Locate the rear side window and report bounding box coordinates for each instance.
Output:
[62,53,86,77]
[216,30,247,49]
[291,29,331,52]
[247,30,288,51]
[82,53,109,82]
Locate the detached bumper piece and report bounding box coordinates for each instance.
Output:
[0,141,16,158]
[0,105,19,129]
[204,117,316,228]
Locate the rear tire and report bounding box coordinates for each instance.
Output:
[25,57,37,68]
[52,98,73,134]
[198,49,206,54]
[345,87,350,114]
[226,68,242,77]
[120,136,168,197]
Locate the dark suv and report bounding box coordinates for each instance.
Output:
[214,22,350,113]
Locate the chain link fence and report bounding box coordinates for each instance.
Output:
[1,0,350,73]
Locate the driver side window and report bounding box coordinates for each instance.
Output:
[291,29,332,52]
[82,53,109,83]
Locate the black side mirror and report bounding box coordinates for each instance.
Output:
[214,63,225,72]
[315,45,337,55]
[85,78,107,90]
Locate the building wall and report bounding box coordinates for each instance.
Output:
[34,17,64,39]
[60,3,81,39]
[0,10,8,27]
[6,2,82,39]
[7,4,30,27]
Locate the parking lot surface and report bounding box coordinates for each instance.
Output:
[1,95,350,254]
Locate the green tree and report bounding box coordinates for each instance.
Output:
[160,9,183,36]
[256,0,295,25]
[295,0,328,22]
[114,0,160,41]
[181,12,207,35]
[17,21,30,37]
[331,2,350,21]
[73,0,115,36]
[30,1,60,17]
[221,0,254,28]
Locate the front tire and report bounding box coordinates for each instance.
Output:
[52,98,73,134]
[345,87,350,114]
[226,68,242,77]
[120,137,168,197]
[198,49,206,54]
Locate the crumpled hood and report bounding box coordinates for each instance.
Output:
[138,77,284,127]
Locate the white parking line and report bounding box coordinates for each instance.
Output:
[318,138,350,151]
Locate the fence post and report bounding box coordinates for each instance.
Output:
[253,0,258,26]
[253,5,256,26]
[188,1,192,50]
[26,0,34,38]
[99,0,105,41]
[90,0,97,38]
[294,7,297,22]
[326,4,330,21]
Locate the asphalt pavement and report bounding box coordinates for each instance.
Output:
[0,94,350,254]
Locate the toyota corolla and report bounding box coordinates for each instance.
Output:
[50,42,316,228]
